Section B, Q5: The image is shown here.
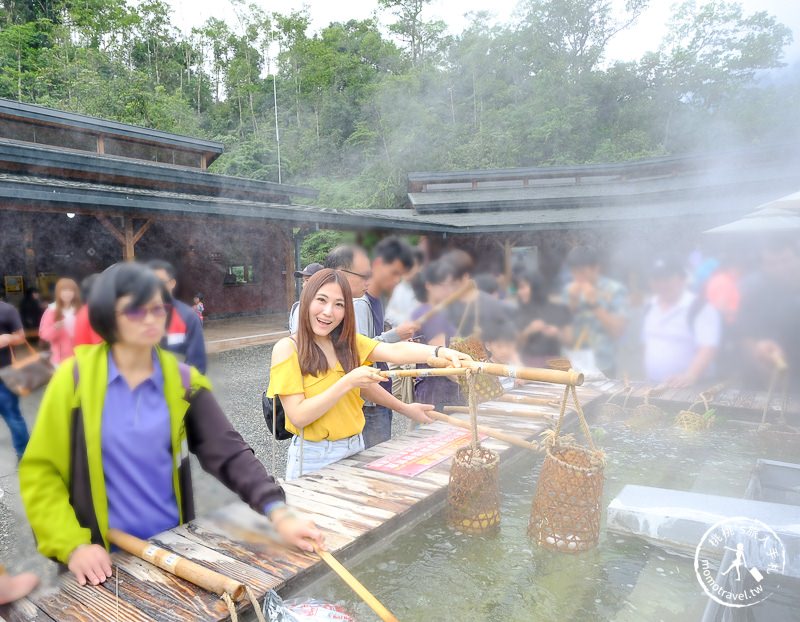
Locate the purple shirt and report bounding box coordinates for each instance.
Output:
[102,351,179,539]
[410,304,461,407]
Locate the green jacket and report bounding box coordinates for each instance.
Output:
[20,343,284,564]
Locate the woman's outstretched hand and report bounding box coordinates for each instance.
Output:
[402,402,435,424]
[436,348,473,368]
[345,366,384,390]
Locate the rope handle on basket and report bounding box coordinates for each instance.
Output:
[467,369,479,449]
[455,286,481,340]
[552,382,597,452]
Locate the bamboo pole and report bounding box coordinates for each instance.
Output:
[107,529,245,600]
[497,394,559,407]
[378,367,469,379]
[314,546,399,622]
[428,411,540,451]
[415,279,476,325]
[427,357,584,386]
[444,406,554,420]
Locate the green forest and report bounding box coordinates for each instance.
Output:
[1,0,797,213]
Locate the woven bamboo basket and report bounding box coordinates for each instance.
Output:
[528,384,604,553]
[528,442,604,553]
[602,385,632,420]
[628,388,667,429]
[446,445,501,534]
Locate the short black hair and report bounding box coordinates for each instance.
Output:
[324,245,366,271]
[483,318,518,343]
[440,250,473,280]
[146,259,177,280]
[566,246,600,269]
[514,270,549,305]
[89,262,168,344]
[411,259,451,302]
[374,237,414,270]
[474,273,499,295]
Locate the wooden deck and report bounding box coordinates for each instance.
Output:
[597,380,797,420]
[2,383,601,622]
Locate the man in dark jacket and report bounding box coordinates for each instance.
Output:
[147,260,208,373]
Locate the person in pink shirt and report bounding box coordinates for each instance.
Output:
[38,278,82,365]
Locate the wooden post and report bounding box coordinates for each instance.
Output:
[200,153,208,170]
[123,216,135,260]
[96,215,152,261]
[96,134,105,154]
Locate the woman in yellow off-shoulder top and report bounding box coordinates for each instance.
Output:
[268,268,472,479]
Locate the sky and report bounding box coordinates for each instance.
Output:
[162,0,800,67]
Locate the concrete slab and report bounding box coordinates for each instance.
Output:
[607,484,800,578]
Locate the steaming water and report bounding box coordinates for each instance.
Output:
[293,418,798,622]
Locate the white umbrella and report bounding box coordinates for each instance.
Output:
[705,191,800,234]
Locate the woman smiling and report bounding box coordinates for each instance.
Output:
[267,268,472,479]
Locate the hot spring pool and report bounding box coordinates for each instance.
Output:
[291,419,799,622]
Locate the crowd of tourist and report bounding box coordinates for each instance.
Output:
[0,234,796,602]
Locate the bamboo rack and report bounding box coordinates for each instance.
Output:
[426,356,584,386]
[428,411,540,451]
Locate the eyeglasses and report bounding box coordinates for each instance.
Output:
[341,268,372,280]
[118,303,172,322]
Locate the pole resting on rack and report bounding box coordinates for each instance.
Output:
[426,357,584,386]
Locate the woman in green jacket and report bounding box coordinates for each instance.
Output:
[20,262,322,586]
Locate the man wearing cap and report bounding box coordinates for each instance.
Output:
[288,262,323,334]
[641,255,721,387]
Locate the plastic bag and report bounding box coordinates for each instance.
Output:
[263,590,354,622]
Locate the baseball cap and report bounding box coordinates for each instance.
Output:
[294,262,324,278]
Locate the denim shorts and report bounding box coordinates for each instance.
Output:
[285,433,364,480]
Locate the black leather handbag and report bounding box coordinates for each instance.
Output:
[262,391,293,440]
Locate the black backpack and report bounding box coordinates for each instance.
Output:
[262,391,292,440]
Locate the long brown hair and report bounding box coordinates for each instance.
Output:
[296,268,358,376]
[53,278,81,322]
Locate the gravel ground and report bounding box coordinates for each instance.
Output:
[0,343,413,590]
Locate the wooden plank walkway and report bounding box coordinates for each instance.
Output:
[2,383,601,622]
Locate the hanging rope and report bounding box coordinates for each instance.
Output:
[222,591,238,622]
[467,369,478,448]
[246,586,268,622]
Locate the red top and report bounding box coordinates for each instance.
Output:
[73,305,103,346]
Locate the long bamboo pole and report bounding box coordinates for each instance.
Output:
[107,529,245,600]
[427,357,584,386]
[497,394,560,407]
[378,367,469,379]
[428,411,540,451]
[314,546,399,622]
[444,405,554,420]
